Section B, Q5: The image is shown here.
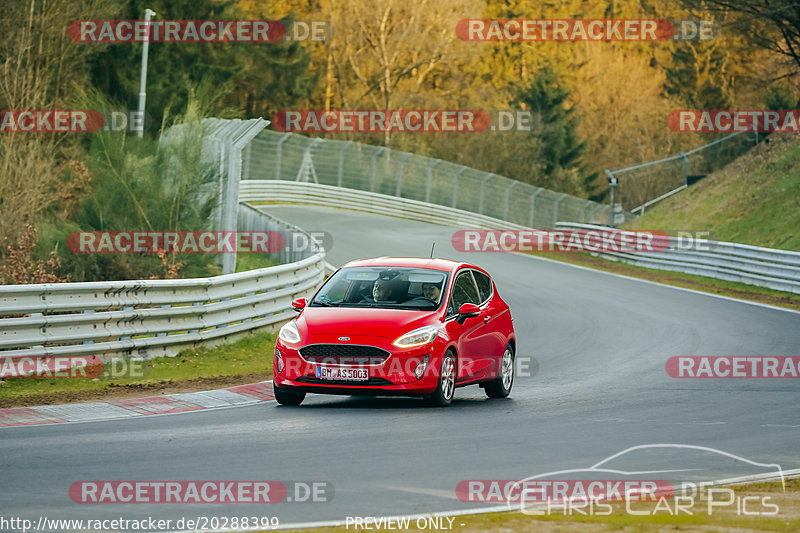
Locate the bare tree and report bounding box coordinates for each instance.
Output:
[325,0,479,145]
[682,0,800,84]
[0,0,117,246]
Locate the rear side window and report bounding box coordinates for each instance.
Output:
[449,271,480,314]
[473,270,492,303]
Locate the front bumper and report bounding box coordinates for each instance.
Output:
[274,336,440,396]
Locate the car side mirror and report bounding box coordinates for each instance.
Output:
[456,303,480,324]
[291,298,306,312]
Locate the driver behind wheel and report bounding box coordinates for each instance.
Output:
[422,282,441,302]
[372,278,393,302]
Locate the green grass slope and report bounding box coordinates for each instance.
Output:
[625,133,800,251]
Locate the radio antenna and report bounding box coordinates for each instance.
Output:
[429,242,436,258]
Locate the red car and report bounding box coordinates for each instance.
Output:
[273,257,516,406]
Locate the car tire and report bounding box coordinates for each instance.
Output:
[273,383,306,406]
[426,350,456,407]
[484,345,514,399]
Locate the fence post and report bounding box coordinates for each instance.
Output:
[243,142,251,181]
[680,151,689,185]
[337,141,352,187]
[395,153,412,197]
[591,203,603,224]
[529,188,543,228]
[296,137,323,183]
[425,159,441,203]
[370,147,387,192]
[216,139,226,230]
[275,132,291,180]
[503,182,518,221]
[452,166,467,208]
[478,173,494,215]
[605,170,617,228]
[553,193,567,228]
[581,200,592,223]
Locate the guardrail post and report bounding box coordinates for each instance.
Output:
[452,166,467,208]
[275,132,291,180]
[528,188,543,228]
[503,182,518,221]
[425,159,441,203]
[395,152,411,197]
[81,310,95,344]
[370,147,387,192]
[478,173,494,215]
[337,141,352,187]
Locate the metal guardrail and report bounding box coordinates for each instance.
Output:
[556,222,800,294]
[240,180,531,231]
[241,182,800,294]
[0,209,327,362]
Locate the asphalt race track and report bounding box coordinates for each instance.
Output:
[2,205,799,529]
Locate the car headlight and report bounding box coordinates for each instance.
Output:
[393,326,438,348]
[278,321,301,344]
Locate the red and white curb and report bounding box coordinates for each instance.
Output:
[0,381,274,427]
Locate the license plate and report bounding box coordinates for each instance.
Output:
[315,366,368,381]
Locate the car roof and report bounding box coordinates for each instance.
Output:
[340,257,473,273]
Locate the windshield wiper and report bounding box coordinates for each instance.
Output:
[311,300,336,307]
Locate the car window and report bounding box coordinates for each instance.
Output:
[449,271,480,313]
[311,266,448,310]
[473,270,492,303]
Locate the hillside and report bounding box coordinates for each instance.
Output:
[625,133,800,251]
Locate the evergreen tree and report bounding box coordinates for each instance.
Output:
[514,66,599,199]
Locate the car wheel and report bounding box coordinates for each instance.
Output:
[484,345,514,399]
[273,383,306,406]
[426,351,456,407]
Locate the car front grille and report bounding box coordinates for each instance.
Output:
[295,376,394,387]
[299,344,390,365]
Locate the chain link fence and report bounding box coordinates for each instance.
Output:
[608,131,760,215]
[245,130,627,228]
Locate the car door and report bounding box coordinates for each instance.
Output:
[445,269,495,382]
[471,269,508,377]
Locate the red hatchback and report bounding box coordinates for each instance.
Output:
[273,257,516,406]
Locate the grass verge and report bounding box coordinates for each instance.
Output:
[281,478,800,532]
[0,331,276,408]
[530,251,800,311]
[624,134,800,251]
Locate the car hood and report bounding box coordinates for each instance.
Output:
[297,307,439,339]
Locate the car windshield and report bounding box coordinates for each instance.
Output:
[311,267,449,310]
